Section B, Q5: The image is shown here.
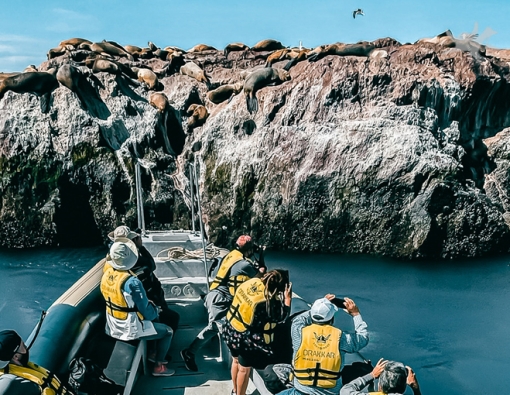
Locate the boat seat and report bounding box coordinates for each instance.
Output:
[103,338,147,395]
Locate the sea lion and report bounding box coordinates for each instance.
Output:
[23,65,38,73]
[188,44,217,52]
[180,62,211,89]
[124,45,153,59]
[163,45,186,53]
[187,103,209,131]
[59,38,92,48]
[207,83,243,104]
[224,42,249,57]
[80,41,134,60]
[283,48,312,70]
[265,47,310,67]
[85,57,137,79]
[47,45,74,59]
[417,31,485,57]
[243,67,290,114]
[251,39,286,52]
[0,72,58,113]
[0,72,20,83]
[132,67,159,89]
[308,41,375,62]
[149,92,169,112]
[56,64,84,92]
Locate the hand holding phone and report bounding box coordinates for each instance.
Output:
[331,297,346,308]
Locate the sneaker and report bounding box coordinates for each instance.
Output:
[152,364,175,377]
[180,349,198,372]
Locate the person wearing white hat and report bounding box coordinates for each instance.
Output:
[107,225,181,334]
[100,238,174,377]
[278,294,369,395]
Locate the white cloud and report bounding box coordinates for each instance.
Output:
[0,34,50,72]
[47,8,100,33]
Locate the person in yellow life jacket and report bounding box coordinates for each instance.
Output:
[180,235,266,372]
[100,238,174,377]
[223,269,292,395]
[278,294,369,395]
[0,329,75,395]
[340,359,421,395]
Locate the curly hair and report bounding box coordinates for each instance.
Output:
[261,269,289,318]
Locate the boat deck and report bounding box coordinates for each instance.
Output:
[132,298,259,395]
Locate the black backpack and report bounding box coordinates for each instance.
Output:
[68,357,123,395]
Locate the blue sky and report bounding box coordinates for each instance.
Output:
[0,0,508,72]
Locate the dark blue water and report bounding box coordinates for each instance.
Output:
[1,247,509,394]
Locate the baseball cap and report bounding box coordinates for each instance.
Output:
[109,238,139,270]
[310,298,338,323]
[0,330,22,368]
[108,226,139,242]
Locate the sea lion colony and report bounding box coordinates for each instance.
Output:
[0,33,488,127]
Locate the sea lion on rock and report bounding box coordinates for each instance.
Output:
[0,72,20,83]
[251,39,286,52]
[224,42,249,57]
[180,62,211,89]
[149,92,169,112]
[23,65,38,73]
[124,45,153,59]
[47,45,74,59]
[0,72,58,113]
[132,67,159,89]
[187,104,209,131]
[59,38,92,48]
[188,44,217,52]
[85,58,137,79]
[243,67,290,114]
[308,41,375,62]
[283,48,312,70]
[80,41,134,60]
[207,83,243,104]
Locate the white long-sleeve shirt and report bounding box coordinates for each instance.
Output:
[291,310,369,395]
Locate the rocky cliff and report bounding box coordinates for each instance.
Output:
[2,37,510,258]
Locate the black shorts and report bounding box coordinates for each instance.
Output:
[230,347,281,369]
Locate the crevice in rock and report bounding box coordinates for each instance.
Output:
[53,177,102,247]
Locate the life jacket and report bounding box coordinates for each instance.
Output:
[100,263,144,320]
[209,249,252,296]
[293,324,342,388]
[0,362,74,395]
[369,392,385,395]
[226,278,279,344]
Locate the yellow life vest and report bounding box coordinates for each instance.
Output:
[293,324,342,388]
[100,264,144,320]
[369,392,385,395]
[226,278,279,344]
[210,250,252,296]
[0,362,74,395]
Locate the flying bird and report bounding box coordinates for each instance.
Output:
[353,9,364,18]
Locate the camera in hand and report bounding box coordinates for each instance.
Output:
[331,298,346,308]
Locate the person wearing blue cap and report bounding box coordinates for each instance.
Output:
[0,329,74,395]
[278,294,369,395]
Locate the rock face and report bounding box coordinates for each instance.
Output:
[1,38,510,258]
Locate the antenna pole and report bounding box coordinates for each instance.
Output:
[193,154,210,292]
[135,161,145,233]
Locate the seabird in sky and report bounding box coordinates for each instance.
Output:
[353,9,364,19]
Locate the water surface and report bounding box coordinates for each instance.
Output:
[1,247,508,394]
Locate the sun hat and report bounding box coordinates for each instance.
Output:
[108,226,139,242]
[0,330,22,368]
[310,297,338,323]
[109,238,139,270]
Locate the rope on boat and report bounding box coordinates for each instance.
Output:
[156,244,228,260]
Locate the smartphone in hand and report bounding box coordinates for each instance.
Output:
[331,297,346,308]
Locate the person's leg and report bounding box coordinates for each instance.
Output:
[159,306,180,332]
[237,364,251,395]
[231,356,240,394]
[142,322,174,376]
